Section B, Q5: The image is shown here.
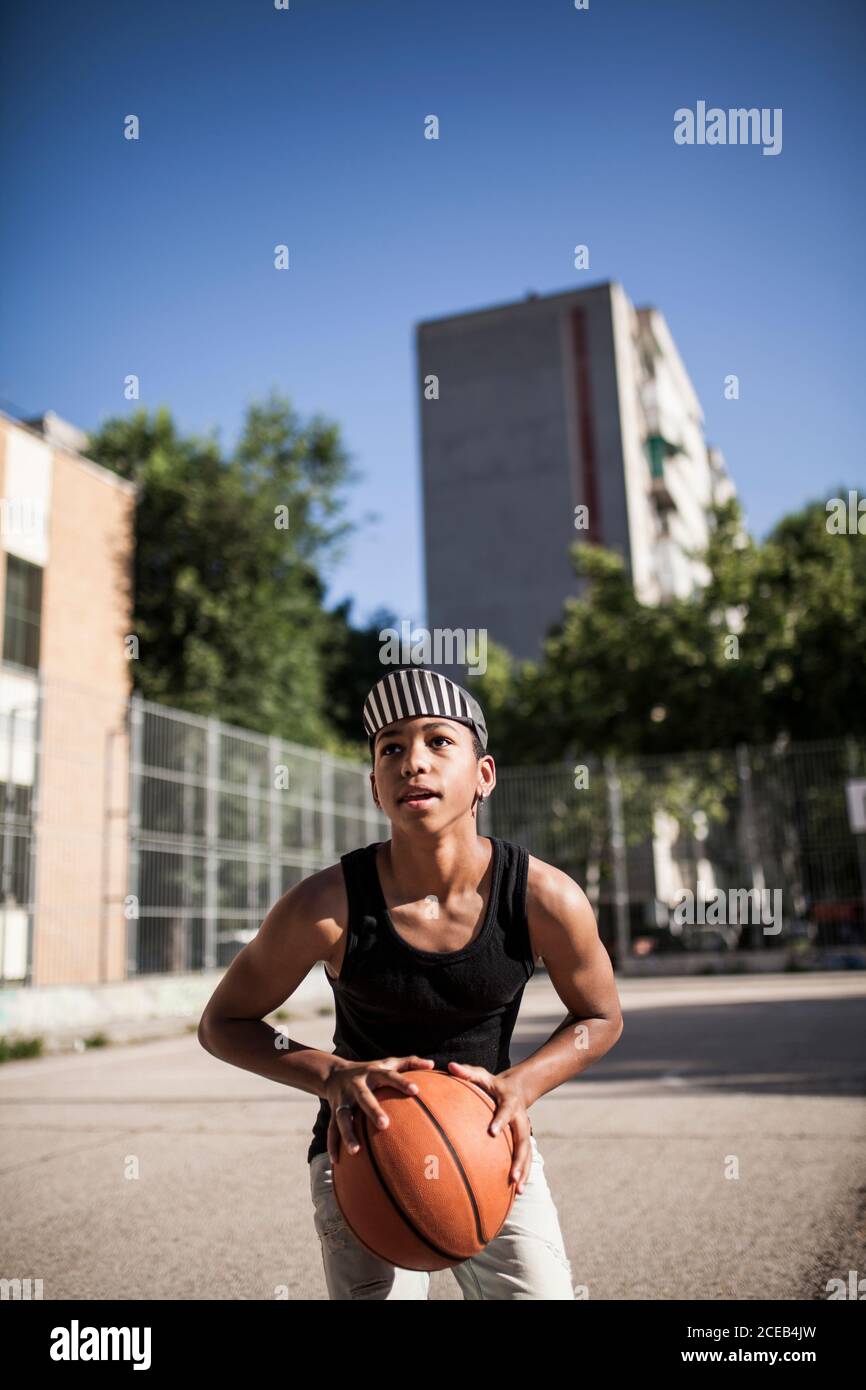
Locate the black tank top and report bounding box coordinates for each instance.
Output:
[306,834,536,1163]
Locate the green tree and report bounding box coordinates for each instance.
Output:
[472,491,865,934]
[319,603,403,756]
[87,390,364,749]
[474,491,866,763]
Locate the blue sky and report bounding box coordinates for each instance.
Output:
[1,0,863,630]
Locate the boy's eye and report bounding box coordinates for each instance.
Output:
[383,735,451,755]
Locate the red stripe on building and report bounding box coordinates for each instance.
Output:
[570,308,601,543]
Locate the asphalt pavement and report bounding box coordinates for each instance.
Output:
[2,971,864,1300]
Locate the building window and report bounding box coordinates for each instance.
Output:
[645,435,666,479]
[3,554,43,670]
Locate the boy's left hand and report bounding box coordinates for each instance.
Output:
[446,1060,531,1193]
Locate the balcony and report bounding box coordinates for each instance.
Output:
[645,434,678,513]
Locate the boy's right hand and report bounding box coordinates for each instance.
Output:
[324,1055,436,1163]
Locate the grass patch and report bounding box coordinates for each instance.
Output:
[0,1035,44,1062]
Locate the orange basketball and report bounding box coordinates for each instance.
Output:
[332,1069,517,1271]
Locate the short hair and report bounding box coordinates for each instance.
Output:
[370,725,485,767]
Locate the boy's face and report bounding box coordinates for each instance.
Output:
[369,716,490,825]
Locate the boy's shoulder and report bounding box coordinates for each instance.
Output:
[292,857,349,926]
[292,839,381,921]
[522,846,582,895]
[523,848,592,924]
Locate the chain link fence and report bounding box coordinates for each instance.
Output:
[2,676,864,986]
[128,694,389,976]
[485,738,866,968]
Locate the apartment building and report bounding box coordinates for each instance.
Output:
[416,280,736,675]
[0,409,135,986]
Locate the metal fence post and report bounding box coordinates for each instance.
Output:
[736,744,767,948]
[364,798,380,844]
[99,722,115,985]
[603,753,631,968]
[845,738,866,928]
[204,716,219,970]
[21,678,44,988]
[321,749,335,864]
[127,692,143,977]
[268,734,282,906]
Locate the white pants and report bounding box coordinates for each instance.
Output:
[309,1134,575,1300]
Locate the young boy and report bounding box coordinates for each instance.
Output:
[198,666,623,1299]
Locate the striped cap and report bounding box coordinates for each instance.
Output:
[363,667,488,753]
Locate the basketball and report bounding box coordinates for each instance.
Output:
[332,1068,517,1271]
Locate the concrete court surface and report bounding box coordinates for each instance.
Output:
[1,971,865,1301]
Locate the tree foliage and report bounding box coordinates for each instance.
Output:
[476,491,866,764]
[87,391,366,752]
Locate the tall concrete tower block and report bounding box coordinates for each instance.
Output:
[416,281,734,679]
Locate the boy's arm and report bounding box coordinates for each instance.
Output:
[501,856,624,1109]
[197,866,353,1099]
